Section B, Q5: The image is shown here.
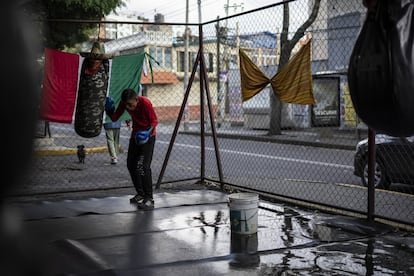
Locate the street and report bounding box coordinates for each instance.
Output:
[25,122,414,225]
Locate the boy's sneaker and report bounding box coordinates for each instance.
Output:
[129,194,144,204]
[111,157,118,164]
[138,199,154,210]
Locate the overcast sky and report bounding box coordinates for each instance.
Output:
[117,0,282,24]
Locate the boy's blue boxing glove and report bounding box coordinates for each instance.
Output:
[135,130,150,145]
[105,97,115,114]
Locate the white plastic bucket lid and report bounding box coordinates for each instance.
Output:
[228,193,259,204]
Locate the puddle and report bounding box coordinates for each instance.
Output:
[258,236,414,275]
[307,221,361,242]
[158,203,414,275]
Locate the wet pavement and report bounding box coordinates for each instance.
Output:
[3,188,414,275]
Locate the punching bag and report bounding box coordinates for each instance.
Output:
[348,0,414,137]
[74,41,112,138]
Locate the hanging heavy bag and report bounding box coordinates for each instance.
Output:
[348,0,414,137]
[74,41,112,138]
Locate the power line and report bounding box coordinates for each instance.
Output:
[125,0,228,23]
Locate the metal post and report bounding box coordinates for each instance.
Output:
[156,50,202,189]
[367,128,376,221]
[197,0,202,24]
[200,44,224,186]
[199,24,205,182]
[216,16,222,128]
[183,0,190,130]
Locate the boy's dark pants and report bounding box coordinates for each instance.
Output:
[127,136,155,200]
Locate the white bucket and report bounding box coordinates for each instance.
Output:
[228,193,259,235]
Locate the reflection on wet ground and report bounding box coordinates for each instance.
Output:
[150,199,414,275]
[8,190,414,275]
[258,235,414,275]
[230,233,260,267]
[255,205,413,275]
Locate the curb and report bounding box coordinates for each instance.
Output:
[180,131,356,151]
[35,146,108,156]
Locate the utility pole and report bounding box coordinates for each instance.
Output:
[216,16,221,128]
[217,1,244,127]
[198,0,209,129]
[183,0,189,130]
[198,0,202,23]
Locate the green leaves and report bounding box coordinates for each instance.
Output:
[29,0,124,49]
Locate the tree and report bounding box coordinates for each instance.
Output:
[268,0,321,135]
[26,0,125,50]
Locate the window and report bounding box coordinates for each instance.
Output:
[178,51,184,72]
[204,53,214,72]
[155,48,163,65]
[190,52,196,70]
[149,47,172,69]
[149,47,156,61]
[165,48,171,68]
[177,51,196,72]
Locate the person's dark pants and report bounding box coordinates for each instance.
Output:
[127,136,155,200]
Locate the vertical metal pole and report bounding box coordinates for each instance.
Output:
[199,25,205,181]
[200,42,224,186]
[367,128,376,221]
[156,50,202,189]
[216,16,221,127]
[183,0,190,130]
[197,0,202,24]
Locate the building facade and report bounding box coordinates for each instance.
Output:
[102,13,280,124]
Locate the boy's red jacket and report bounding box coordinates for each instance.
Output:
[109,96,158,137]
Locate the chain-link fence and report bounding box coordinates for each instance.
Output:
[21,0,414,227]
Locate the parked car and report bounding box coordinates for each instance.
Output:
[353,135,414,189]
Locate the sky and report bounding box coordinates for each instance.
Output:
[117,0,282,24]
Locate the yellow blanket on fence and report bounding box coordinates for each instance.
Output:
[239,41,315,105]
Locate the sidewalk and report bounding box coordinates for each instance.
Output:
[4,186,414,275]
[185,123,363,150]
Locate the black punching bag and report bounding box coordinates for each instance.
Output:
[74,41,112,138]
[348,0,414,137]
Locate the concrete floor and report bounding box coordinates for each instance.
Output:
[2,189,414,275]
